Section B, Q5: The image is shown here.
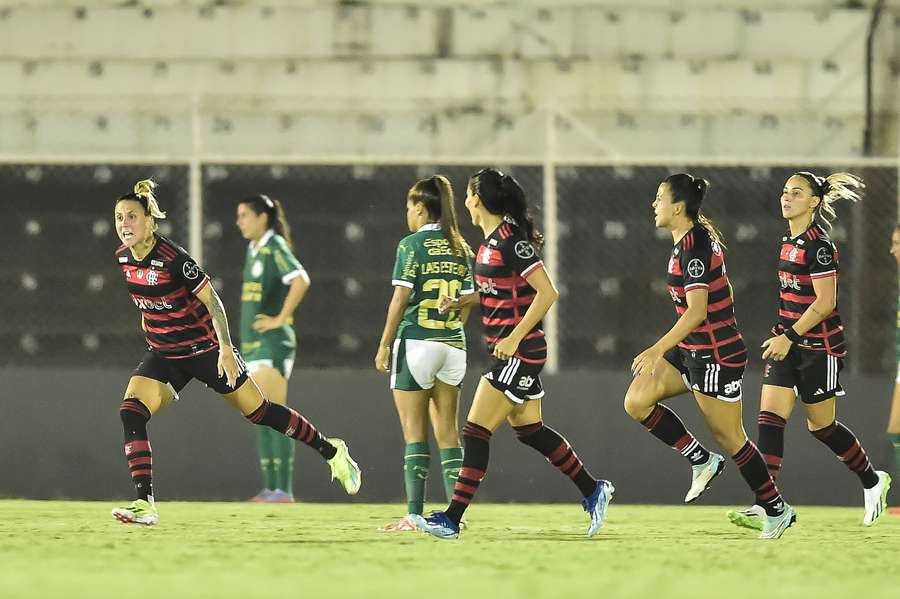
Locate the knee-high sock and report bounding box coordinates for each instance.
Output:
[256,427,277,491]
[811,421,879,489]
[641,404,711,466]
[120,398,153,502]
[757,411,787,480]
[404,442,430,515]
[513,422,598,498]
[439,447,464,503]
[889,433,900,480]
[246,400,336,460]
[446,422,491,525]
[733,440,786,516]
[275,432,295,494]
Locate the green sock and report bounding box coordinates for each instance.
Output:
[889,433,900,476]
[439,446,464,502]
[277,433,295,496]
[404,442,431,515]
[256,427,276,491]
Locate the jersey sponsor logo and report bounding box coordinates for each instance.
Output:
[516,375,535,390]
[478,278,499,295]
[816,247,833,266]
[118,256,128,263]
[668,287,680,304]
[780,244,805,264]
[183,261,201,280]
[146,270,159,286]
[251,260,263,278]
[778,272,801,291]
[686,259,705,278]
[479,247,493,264]
[724,380,742,396]
[514,240,535,260]
[132,296,174,311]
[151,260,165,268]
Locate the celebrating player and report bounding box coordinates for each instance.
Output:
[625,173,795,539]
[236,195,310,503]
[374,175,472,531]
[414,168,613,540]
[728,171,890,530]
[111,179,360,525]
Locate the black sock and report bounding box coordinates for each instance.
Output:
[120,398,153,502]
[446,422,491,525]
[811,421,879,489]
[757,411,786,480]
[733,440,785,516]
[641,404,711,466]
[246,400,336,460]
[513,422,598,498]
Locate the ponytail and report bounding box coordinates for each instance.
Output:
[117,178,166,232]
[408,175,472,258]
[663,173,725,249]
[240,194,293,248]
[433,175,470,257]
[469,168,543,248]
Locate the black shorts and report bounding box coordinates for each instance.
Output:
[763,346,844,404]
[663,347,744,402]
[483,357,545,404]
[133,347,250,397]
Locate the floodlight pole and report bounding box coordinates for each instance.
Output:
[543,108,559,375]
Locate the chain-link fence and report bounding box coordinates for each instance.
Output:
[2,160,896,374]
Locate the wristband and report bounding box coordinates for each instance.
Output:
[783,327,802,344]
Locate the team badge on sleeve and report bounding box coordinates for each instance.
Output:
[514,241,535,259]
[687,259,705,278]
[183,261,201,280]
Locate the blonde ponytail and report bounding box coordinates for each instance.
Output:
[433,174,471,258]
[818,172,864,230]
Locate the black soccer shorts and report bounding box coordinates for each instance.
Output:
[763,346,844,404]
[663,347,744,402]
[483,356,545,404]
[133,346,250,397]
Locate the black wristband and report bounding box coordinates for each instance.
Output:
[783,327,802,344]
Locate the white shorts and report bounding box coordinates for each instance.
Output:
[391,338,466,391]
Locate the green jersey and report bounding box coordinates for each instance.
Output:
[391,224,474,350]
[240,230,307,354]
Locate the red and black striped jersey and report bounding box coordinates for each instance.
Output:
[474,221,546,363]
[666,224,748,367]
[115,235,217,359]
[774,223,845,357]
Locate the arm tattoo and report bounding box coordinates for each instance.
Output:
[208,290,234,347]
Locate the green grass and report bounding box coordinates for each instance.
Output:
[1,501,898,599]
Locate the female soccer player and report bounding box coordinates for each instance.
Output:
[889,225,900,514]
[111,179,360,525]
[624,173,795,539]
[236,195,310,503]
[374,175,471,531]
[728,172,890,530]
[414,168,613,540]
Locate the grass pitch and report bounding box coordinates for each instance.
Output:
[1,501,898,599]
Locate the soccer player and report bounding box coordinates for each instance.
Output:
[728,172,890,529]
[890,225,900,515]
[414,168,613,540]
[236,195,310,503]
[625,173,796,539]
[110,179,360,525]
[374,176,471,531]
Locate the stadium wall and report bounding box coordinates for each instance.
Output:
[2,367,895,506]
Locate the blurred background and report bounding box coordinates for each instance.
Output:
[2,0,899,506]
